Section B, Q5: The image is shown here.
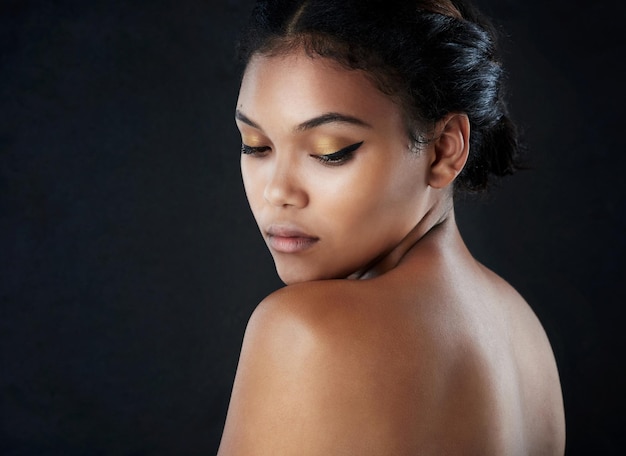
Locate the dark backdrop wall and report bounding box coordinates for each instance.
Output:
[1,0,624,454]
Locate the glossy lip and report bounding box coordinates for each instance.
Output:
[266,224,319,254]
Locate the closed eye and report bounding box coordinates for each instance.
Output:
[241,143,271,156]
[314,141,363,166]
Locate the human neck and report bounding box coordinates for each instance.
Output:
[349,196,457,280]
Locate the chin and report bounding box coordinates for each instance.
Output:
[275,262,328,285]
[276,268,312,285]
[275,260,355,284]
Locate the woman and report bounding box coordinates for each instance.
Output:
[218,0,565,454]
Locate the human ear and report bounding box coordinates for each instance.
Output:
[427,113,470,189]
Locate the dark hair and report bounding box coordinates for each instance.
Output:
[237,0,522,193]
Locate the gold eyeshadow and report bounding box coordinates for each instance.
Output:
[240,135,266,148]
[241,135,357,155]
[311,138,354,155]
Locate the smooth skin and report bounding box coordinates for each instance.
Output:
[218,50,565,455]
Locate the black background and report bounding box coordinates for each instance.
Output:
[1,0,624,454]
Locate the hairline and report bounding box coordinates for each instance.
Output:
[246,35,434,150]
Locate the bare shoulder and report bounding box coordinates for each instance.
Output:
[237,280,377,367]
[478,263,562,372]
[218,270,565,455]
[475,263,566,455]
[218,280,440,455]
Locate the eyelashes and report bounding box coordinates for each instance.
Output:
[241,144,270,155]
[315,141,363,165]
[241,141,364,166]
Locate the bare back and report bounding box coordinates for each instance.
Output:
[354,242,566,454]
[218,222,565,455]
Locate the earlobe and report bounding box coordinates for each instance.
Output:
[427,113,470,189]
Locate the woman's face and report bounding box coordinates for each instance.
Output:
[236,50,433,284]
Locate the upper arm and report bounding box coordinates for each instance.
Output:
[217,286,423,455]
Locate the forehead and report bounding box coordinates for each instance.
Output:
[236,50,404,131]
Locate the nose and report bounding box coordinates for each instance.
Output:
[263,158,308,208]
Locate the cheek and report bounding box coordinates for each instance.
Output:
[317,158,427,249]
[312,171,387,237]
[241,161,263,215]
[329,159,421,215]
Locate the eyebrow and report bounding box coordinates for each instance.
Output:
[235,110,372,132]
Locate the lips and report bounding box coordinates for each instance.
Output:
[266,224,319,253]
